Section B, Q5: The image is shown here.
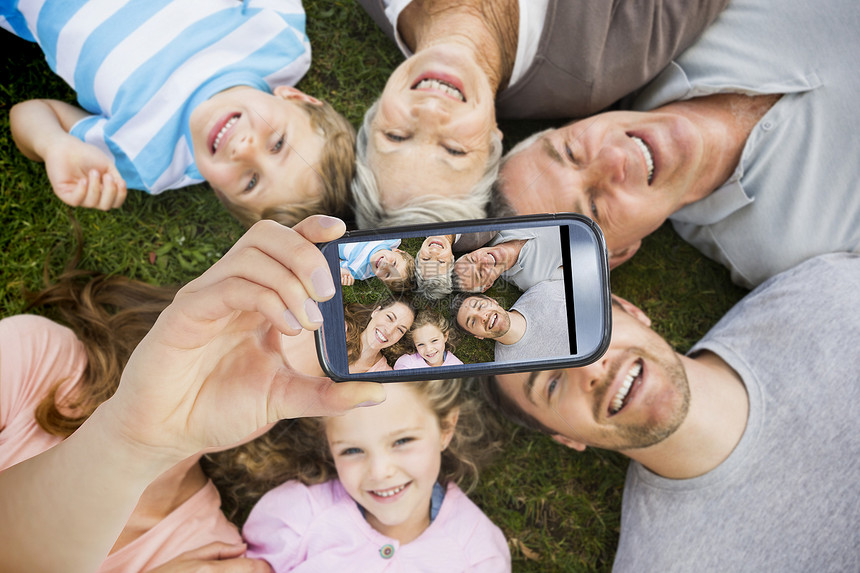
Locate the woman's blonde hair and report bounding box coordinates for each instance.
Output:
[206,379,504,519]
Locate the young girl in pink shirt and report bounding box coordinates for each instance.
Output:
[394,309,464,369]
[240,380,510,571]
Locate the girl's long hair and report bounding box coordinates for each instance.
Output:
[207,379,503,521]
[25,262,176,437]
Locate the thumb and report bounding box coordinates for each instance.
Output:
[268,371,386,420]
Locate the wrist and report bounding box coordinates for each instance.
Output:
[82,399,190,480]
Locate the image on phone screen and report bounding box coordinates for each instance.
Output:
[315,215,610,382]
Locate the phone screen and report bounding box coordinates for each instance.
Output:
[315,215,610,382]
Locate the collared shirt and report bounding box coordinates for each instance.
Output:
[633,0,860,288]
[492,226,564,292]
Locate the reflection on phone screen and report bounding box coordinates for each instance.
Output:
[337,225,576,375]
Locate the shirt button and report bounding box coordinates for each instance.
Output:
[380,544,395,559]
[762,120,774,131]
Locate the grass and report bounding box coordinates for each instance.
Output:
[1,2,747,571]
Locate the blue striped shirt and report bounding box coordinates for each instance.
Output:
[339,239,402,281]
[2,0,311,193]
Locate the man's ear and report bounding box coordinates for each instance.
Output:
[440,407,460,451]
[611,294,652,327]
[273,85,322,106]
[552,434,587,452]
[608,240,641,269]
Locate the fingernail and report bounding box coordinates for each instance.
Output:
[283,309,302,330]
[311,267,336,298]
[356,400,381,408]
[317,215,342,228]
[304,298,324,324]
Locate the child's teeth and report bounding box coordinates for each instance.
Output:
[213,115,238,152]
[373,484,406,497]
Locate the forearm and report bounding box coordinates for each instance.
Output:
[9,99,87,162]
[0,402,184,573]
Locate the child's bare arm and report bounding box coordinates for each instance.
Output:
[10,99,128,210]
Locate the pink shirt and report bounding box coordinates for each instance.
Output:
[0,315,241,572]
[244,480,510,572]
[393,351,464,370]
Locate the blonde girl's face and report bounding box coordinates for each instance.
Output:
[325,383,456,544]
[412,324,448,367]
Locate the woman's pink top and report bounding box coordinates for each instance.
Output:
[0,315,241,572]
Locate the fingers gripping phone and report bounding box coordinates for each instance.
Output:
[314,214,611,382]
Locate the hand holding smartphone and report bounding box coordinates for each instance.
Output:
[315,214,611,382]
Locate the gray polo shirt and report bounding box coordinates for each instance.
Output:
[633,0,860,289]
[492,226,564,292]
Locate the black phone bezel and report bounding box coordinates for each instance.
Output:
[314,213,612,382]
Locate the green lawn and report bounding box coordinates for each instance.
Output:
[0,2,747,571]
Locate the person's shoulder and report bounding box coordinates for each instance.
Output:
[434,484,511,565]
[246,479,347,528]
[254,479,345,512]
[0,314,85,380]
[517,278,564,303]
[437,484,505,539]
[394,353,425,369]
[0,314,74,341]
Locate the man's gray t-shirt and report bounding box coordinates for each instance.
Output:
[495,280,569,363]
[613,253,860,572]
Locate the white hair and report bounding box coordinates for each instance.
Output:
[414,263,454,300]
[352,99,504,229]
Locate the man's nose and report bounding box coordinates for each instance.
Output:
[586,145,627,188]
[574,353,610,393]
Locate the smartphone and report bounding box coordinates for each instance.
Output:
[314,214,611,382]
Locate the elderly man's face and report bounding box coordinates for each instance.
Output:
[456,295,511,340]
[369,44,501,209]
[453,243,518,292]
[493,298,690,452]
[499,110,713,266]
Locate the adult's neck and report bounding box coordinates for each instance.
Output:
[500,239,527,271]
[622,351,749,479]
[496,309,526,345]
[398,0,517,93]
[661,92,782,206]
[111,454,208,553]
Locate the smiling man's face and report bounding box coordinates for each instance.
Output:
[499,108,716,266]
[493,298,690,452]
[455,295,511,340]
